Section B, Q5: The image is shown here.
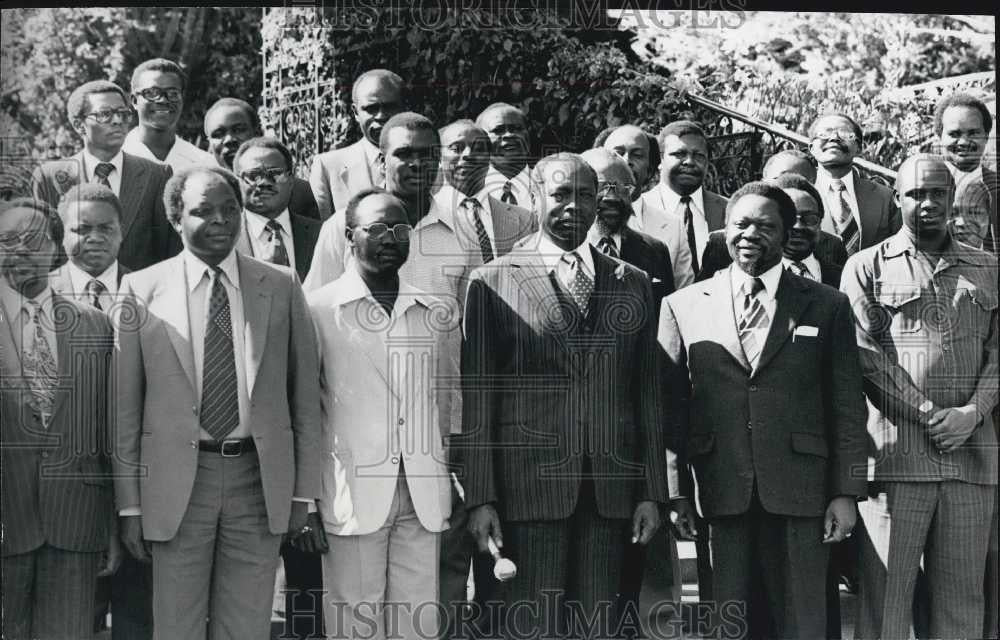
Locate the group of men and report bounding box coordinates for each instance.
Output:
[0,55,996,640]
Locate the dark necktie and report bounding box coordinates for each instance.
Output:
[264,219,290,267]
[85,279,106,310]
[201,268,239,441]
[597,236,619,259]
[790,260,814,281]
[681,196,700,273]
[830,179,860,255]
[737,277,769,366]
[463,198,494,264]
[500,181,518,206]
[93,162,114,189]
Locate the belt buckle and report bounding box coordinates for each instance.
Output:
[220,439,243,457]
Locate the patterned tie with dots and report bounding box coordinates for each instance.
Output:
[200,268,239,440]
[564,251,594,312]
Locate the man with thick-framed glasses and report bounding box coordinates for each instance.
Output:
[808,113,900,255]
[121,58,215,171]
[30,79,176,275]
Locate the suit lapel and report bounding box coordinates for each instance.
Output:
[704,192,726,231]
[118,154,148,242]
[49,295,77,426]
[340,142,376,193]
[578,249,618,378]
[853,174,879,246]
[235,215,255,258]
[290,215,314,279]
[48,268,73,298]
[239,256,271,398]
[509,249,575,369]
[157,258,197,391]
[752,269,812,376]
[710,268,752,372]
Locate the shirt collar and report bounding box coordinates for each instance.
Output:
[884,229,986,265]
[816,168,857,200]
[946,161,982,182]
[782,253,820,279]
[1,280,54,322]
[66,259,118,295]
[586,224,621,251]
[415,197,456,232]
[536,233,595,276]
[435,184,492,214]
[183,248,240,293]
[82,148,124,181]
[659,183,704,216]
[244,209,292,240]
[327,263,429,315]
[486,165,531,190]
[731,260,783,301]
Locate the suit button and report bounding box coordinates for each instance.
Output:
[749,385,758,392]
[190,440,197,448]
[32,412,41,422]
[391,456,399,464]
[192,406,199,416]
[746,421,752,430]
[398,418,405,426]
[40,451,49,458]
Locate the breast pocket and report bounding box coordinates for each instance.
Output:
[875,283,924,334]
[954,287,998,340]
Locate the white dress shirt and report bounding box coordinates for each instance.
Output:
[65,260,119,308]
[816,168,861,231]
[730,261,783,360]
[782,254,821,282]
[648,183,709,262]
[243,209,296,268]
[81,149,124,197]
[485,165,532,208]
[434,184,496,255]
[537,234,595,291]
[123,128,216,171]
[1,282,57,370]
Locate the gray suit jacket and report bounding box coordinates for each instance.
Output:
[309,140,376,220]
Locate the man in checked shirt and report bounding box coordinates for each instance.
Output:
[842,153,999,639]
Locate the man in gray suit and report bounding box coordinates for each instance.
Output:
[1,198,120,639]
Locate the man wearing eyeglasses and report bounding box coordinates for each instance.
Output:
[121,58,215,170]
[808,113,900,256]
[307,187,458,640]
[30,80,175,272]
[232,137,321,283]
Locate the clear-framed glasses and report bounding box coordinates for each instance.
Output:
[597,181,636,199]
[0,229,50,252]
[795,213,822,227]
[813,128,858,143]
[84,108,133,124]
[360,223,412,242]
[134,87,183,103]
[239,167,292,186]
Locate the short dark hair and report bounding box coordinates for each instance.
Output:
[379,112,438,153]
[204,97,259,134]
[66,80,129,124]
[761,149,817,182]
[351,69,404,103]
[163,167,241,225]
[658,120,708,147]
[344,187,406,230]
[439,118,480,138]
[808,113,863,142]
[726,181,797,232]
[232,136,294,174]
[57,183,123,224]
[0,197,64,246]
[769,173,825,219]
[933,92,993,136]
[130,58,187,92]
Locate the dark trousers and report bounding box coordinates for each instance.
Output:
[440,476,476,639]
[708,496,829,640]
[110,553,154,640]
[279,542,325,639]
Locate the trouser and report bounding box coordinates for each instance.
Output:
[110,552,154,639]
[280,540,326,638]
[439,476,475,639]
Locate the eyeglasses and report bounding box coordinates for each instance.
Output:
[134,87,183,103]
[84,108,133,124]
[597,181,636,199]
[795,213,822,226]
[359,223,412,242]
[813,128,858,143]
[0,230,50,251]
[239,168,292,186]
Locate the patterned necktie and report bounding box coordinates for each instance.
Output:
[830,179,860,255]
[681,196,700,273]
[500,181,518,206]
[264,219,290,267]
[598,236,619,259]
[563,251,594,312]
[85,279,106,310]
[737,277,769,366]
[200,268,239,441]
[22,300,58,425]
[790,260,814,281]
[463,198,494,264]
[93,162,114,189]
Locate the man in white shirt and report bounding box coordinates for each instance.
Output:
[476,103,533,207]
[309,69,404,219]
[121,58,216,170]
[640,120,728,278]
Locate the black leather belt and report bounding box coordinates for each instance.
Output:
[198,438,255,457]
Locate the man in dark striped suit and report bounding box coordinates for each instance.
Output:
[1,198,120,640]
[460,153,668,640]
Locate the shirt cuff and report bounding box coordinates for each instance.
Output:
[119,507,141,516]
[293,497,317,514]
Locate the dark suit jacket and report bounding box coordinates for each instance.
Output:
[31,152,176,271]
[617,226,676,315]
[459,240,669,522]
[819,171,900,250]
[1,294,115,556]
[235,212,322,282]
[290,177,322,221]
[697,229,848,288]
[659,267,867,518]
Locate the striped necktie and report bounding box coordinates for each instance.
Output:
[200,268,239,441]
[462,198,494,263]
[830,179,860,255]
[790,260,814,281]
[737,277,769,366]
[22,299,58,425]
[597,236,619,259]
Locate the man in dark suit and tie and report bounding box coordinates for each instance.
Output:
[309,69,404,219]
[809,113,900,255]
[232,137,321,283]
[113,166,323,639]
[661,181,867,639]
[461,152,668,639]
[641,120,728,276]
[31,80,175,271]
[699,174,848,288]
[204,97,322,221]
[1,198,121,640]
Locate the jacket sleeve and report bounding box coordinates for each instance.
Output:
[309,156,335,221]
[657,296,691,500]
[287,273,323,502]
[825,293,869,499]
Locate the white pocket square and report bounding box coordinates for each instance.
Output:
[651,277,663,283]
[793,325,819,338]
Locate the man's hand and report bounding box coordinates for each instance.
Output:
[670,498,699,541]
[928,405,980,452]
[292,512,329,555]
[283,501,310,546]
[119,515,151,563]
[823,496,857,544]
[98,531,123,577]
[631,501,660,545]
[468,504,503,554]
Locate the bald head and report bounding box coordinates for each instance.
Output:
[602,125,654,188]
[895,153,954,193]
[581,148,632,180]
[762,150,817,182]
